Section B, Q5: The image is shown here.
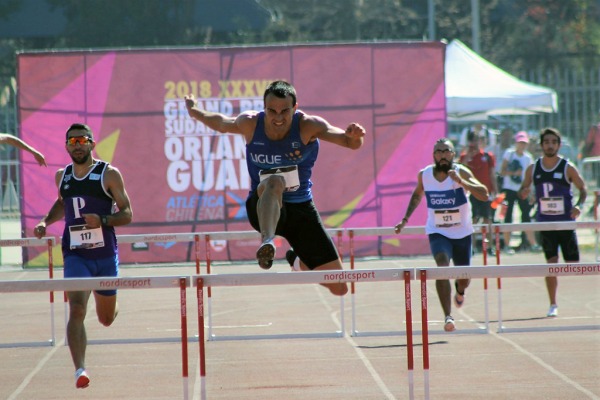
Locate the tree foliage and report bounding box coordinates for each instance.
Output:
[0,0,599,77]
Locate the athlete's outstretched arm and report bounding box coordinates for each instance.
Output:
[302,115,365,150]
[184,94,260,139]
[0,133,47,166]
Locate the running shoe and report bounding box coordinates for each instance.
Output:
[454,281,465,308]
[286,249,299,271]
[444,315,456,332]
[256,240,276,270]
[530,244,542,252]
[75,368,90,389]
[547,304,558,317]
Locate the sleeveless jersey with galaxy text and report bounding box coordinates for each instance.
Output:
[60,161,118,259]
[532,157,573,222]
[422,164,473,239]
[246,111,318,203]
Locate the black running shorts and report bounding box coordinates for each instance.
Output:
[539,230,580,261]
[246,192,339,269]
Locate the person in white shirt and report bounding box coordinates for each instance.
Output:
[500,131,538,253]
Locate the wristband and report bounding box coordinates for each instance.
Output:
[101,215,109,226]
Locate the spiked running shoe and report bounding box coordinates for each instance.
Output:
[444,315,456,332]
[75,368,90,389]
[286,249,299,271]
[256,240,275,270]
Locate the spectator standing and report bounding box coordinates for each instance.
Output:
[500,131,538,253]
[459,131,498,253]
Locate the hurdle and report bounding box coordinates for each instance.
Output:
[194,268,414,400]
[418,262,600,400]
[346,225,490,337]
[491,221,600,333]
[0,275,192,400]
[0,236,57,348]
[201,229,347,341]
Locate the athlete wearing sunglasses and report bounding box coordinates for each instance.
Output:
[34,123,133,389]
[66,136,93,146]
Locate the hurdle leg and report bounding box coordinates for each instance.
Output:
[179,278,189,400]
[63,291,68,346]
[194,234,201,275]
[494,225,504,332]
[205,235,214,340]
[337,230,345,337]
[497,278,505,333]
[594,191,599,261]
[47,239,56,346]
[404,271,414,400]
[349,230,357,336]
[482,226,490,333]
[197,278,207,400]
[420,270,430,400]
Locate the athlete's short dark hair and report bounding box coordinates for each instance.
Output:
[539,127,561,144]
[263,80,297,106]
[65,123,94,141]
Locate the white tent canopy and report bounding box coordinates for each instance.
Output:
[445,39,558,118]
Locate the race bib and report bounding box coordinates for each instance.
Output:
[434,209,462,228]
[69,224,105,250]
[539,197,565,215]
[259,165,300,192]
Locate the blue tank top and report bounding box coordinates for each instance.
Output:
[246,111,318,203]
[532,157,573,222]
[60,161,118,259]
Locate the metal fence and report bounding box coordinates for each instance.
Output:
[524,67,600,145]
[0,75,20,217]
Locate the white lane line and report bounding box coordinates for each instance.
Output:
[457,309,600,400]
[318,287,397,400]
[191,285,398,400]
[7,337,65,400]
[489,331,599,399]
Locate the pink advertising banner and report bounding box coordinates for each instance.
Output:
[17,42,447,266]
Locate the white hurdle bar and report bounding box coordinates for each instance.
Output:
[347,225,490,336]
[194,268,415,400]
[491,221,600,333]
[418,263,600,400]
[0,275,192,400]
[0,236,57,348]
[201,229,346,341]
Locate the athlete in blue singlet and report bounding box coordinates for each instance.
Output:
[518,127,587,317]
[395,138,489,332]
[185,80,365,296]
[34,123,133,389]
